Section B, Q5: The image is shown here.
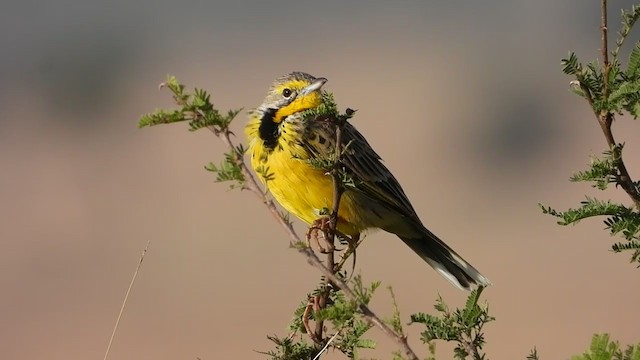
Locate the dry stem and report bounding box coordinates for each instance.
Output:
[103,239,151,360]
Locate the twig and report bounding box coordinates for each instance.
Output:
[207,125,419,360]
[461,341,482,360]
[103,239,151,360]
[314,117,346,344]
[330,122,345,235]
[602,0,610,99]
[460,328,483,360]
[312,329,342,360]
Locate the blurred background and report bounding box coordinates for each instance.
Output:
[2,1,639,359]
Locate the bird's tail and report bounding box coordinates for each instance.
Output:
[399,227,490,291]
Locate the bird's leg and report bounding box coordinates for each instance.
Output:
[306,216,336,254]
[305,223,325,253]
[302,296,321,344]
[306,217,327,252]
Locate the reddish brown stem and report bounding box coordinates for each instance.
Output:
[578,1,640,209]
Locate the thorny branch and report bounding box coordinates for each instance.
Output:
[312,117,345,346]
[460,323,485,360]
[581,0,640,209]
[209,124,420,360]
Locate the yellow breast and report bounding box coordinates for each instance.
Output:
[246,117,364,235]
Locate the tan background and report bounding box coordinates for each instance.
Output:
[2,1,639,359]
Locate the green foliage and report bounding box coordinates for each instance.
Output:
[614,4,640,58]
[410,287,494,360]
[561,39,640,116]
[539,193,640,263]
[304,92,358,191]
[307,156,340,173]
[259,335,317,360]
[539,198,628,225]
[546,3,640,265]
[527,347,540,360]
[627,41,640,78]
[204,145,245,189]
[300,92,356,126]
[318,276,378,358]
[568,146,622,190]
[265,276,380,360]
[138,76,242,131]
[540,196,640,264]
[611,240,640,263]
[609,59,640,117]
[571,334,640,360]
[562,52,583,76]
[139,75,245,189]
[386,286,404,335]
[273,280,500,360]
[603,210,640,240]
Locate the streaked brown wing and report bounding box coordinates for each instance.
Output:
[301,118,420,221]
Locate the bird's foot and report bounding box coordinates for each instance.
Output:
[306,216,335,253]
[336,233,361,277]
[302,296,321,344]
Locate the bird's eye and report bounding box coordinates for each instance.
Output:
[282,88,292,98]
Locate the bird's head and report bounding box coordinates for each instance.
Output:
[257,72,327,124]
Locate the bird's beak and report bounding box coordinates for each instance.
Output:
[300,77,327,96]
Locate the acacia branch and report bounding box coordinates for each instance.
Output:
[313,117,345,345]
[210,125,419,360]
[576,0,640,209]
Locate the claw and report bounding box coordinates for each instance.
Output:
[306,216,335,253]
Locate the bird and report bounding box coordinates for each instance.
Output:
[245,72,490,290]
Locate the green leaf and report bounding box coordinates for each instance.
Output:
[603,211,640,240]
[562,52,583,75]
[608,81,640,110]
[386,286,404,335]
[540,198,628,226]
[571,334,620,360]
[611,240,640,252]
[204,150,245,188]
[620,342,640,360]
[410,290,493,359]
[138,75,242,132]
[259,335,317,360]
[569,146,623,190]
[571,334,640,360]
[138,109,188,128]
[627,41,640,78]
[614,5,640,58]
